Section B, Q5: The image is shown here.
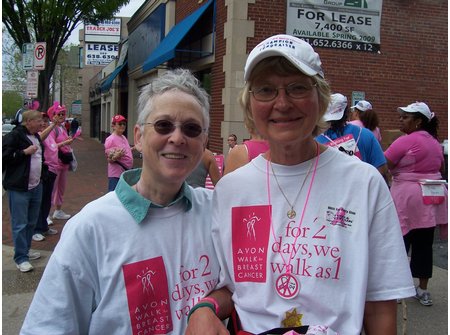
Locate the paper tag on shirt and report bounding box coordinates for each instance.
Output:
[232,205,271,282]
[420,183,445,205]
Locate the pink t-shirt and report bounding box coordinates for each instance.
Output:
[51,125,72,170]
[385,131,447,234]
[104,133,133,178]
[385,131,443,174]
[243,139,269,161]
[39,130,59,174]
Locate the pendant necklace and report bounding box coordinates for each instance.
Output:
[270,157,314,219]
[266,142,320,299]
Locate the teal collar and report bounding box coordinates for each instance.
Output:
[115,169,193,224]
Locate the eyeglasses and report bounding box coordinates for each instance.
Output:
[142,120,205,138]
[57,113,65,117]
[117,122,127,126]
[249,82,317,102]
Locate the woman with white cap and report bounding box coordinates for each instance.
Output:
[349,100,382,142]
[385,102,447,307]
[186,34,414,335]
[315,93,388,181]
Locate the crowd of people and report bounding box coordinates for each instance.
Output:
[3,33,446,334]
[3,102,77,273]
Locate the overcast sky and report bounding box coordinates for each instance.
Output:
[65,0,146,45]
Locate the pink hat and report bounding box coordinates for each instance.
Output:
[112,115,127,124]
[47,101,67,119]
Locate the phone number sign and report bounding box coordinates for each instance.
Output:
[85,43,119,66]
[286,0,383,53]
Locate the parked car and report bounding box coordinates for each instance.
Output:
[2,123,15,136]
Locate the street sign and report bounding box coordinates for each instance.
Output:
[26,70,39,98]
[34,42,46,70]
[22,43,34,70]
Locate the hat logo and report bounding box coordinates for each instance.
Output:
[259,38,295,51]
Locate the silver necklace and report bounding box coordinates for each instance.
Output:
[270,159,314,219]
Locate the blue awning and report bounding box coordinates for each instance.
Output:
[101,60,128,93]
[142,0,213,72]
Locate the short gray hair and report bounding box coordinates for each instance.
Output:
[137,69,210,131]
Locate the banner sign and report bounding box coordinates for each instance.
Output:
[286,0,383,53]
[85,18,121,36]
[85,43,119,66]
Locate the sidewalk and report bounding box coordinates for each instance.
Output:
[2,137,448,334]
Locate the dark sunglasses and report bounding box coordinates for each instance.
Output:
[143,120,205,138]
[116,122,127,126]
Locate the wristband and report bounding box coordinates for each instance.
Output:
[200,297,220,315]
[187,302,216,322]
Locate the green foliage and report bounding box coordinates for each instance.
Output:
[2,0,130,111]
[2,91,24,119]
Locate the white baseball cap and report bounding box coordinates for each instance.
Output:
[397,102,434,121]
[244,34,324,81]
[351,100,372,112]
[323,93,348,122]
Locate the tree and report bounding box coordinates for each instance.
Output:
[2,28,26,91]
[2,91,24,119]
[2,0,130,111]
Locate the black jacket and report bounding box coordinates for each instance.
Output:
[2,125,46,191]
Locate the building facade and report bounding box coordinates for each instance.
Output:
[86,0,448,154]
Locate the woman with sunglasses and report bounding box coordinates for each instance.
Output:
[46,102,74,221]
[21,69,222,334]
[104,114,134,191]
[385,102,447,307]
[186,35,415,335]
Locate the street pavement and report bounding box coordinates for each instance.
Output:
[2,136,448,334]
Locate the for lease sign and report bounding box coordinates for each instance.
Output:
[286,0,383,52]
[85,43,119,66]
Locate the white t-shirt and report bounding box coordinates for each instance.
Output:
[212,148,415,334]
[21,170,219,335]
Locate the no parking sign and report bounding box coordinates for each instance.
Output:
[34,42,46,70]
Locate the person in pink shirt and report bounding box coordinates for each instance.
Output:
[223,115,269,175]
[47,102,74,221]
[104,115,134,191]
[32,112,61,241]
[349,100,382,142]
[385,101,447,307]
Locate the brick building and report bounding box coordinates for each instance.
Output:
[93,0,447,154]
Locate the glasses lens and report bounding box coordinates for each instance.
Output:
[286,83,312,99]
[253,86,277,101]
[117,122,126,126]
[151,120,203,138]
[153,120,175,135]
[181,123,203,138]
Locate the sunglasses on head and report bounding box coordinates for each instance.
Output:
[143,120,205,138]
